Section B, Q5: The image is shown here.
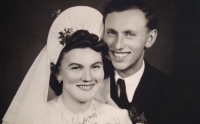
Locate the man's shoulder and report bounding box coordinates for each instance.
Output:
[142,61,180,95]
[143,60,172,81]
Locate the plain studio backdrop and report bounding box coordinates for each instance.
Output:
[0,0,200,123]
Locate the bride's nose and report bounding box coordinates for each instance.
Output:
[81,69,92,82]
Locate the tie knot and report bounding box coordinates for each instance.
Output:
[116,78,129,108]
[117,78,125,87]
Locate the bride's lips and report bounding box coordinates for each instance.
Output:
[111,51,130,59]
[76,84,95,91]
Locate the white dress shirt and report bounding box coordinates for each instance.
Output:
[115,61,145,102]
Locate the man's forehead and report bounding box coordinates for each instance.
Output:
[106,9,145,19]
[105,9,148,31]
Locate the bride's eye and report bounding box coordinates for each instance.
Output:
[91,64,102,70]
[92,65,100,68]
[106,30,116,36]
[71,66,81,70]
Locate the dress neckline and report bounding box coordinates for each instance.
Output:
[57,96,95,118]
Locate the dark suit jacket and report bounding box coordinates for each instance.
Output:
[110,61,181,123]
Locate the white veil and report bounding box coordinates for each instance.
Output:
[2,6,104,124]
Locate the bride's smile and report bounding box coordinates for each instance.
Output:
[76,84,95,91]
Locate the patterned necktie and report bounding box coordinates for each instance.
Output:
[117,78,129,109]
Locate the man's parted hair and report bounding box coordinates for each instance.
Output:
[103,0,159,30]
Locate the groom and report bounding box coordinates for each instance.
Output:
[98,0,180,123]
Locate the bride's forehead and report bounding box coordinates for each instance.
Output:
[61,48,102,63]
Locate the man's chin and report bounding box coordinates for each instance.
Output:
[112,62,129,72]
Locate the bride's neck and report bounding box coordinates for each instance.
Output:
[61,93,92,115]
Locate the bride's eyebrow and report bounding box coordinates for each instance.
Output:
[92,61,103,66]
[68,63,82,67]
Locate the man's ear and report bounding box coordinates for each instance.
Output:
[145,29,158,48]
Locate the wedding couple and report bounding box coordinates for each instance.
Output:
[3,0,179,124]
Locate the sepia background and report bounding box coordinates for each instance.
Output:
[0,0,200,122]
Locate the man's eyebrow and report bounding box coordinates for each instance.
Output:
[124,30,137,33]
[106,28,116,32]
[92,61,103,66]
[68,63,82,67]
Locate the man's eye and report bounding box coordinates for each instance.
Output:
[125,32,135,37]
[107,30,116,36]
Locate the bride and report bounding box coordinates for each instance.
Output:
[2,6,131,124]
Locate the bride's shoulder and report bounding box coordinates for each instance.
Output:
[46,96,59,109]
[45,97,62,123]
[94,100,128,114]
[94,100,132,124]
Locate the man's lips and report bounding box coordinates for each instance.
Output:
[76,84,95,91]
[111,51,130,59]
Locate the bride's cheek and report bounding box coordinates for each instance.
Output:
[93,70,104,82]
[63,71,82,83]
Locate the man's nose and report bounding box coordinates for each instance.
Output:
[81,69,92,82]
[114,35,124,50]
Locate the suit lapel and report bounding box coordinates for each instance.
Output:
[110,72,120,105]
[131,61,158,110]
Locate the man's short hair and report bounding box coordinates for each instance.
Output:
[103,0,159,30]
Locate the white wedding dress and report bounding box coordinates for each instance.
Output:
[45,96,132,124]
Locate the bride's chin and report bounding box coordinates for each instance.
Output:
[78,97,93,104]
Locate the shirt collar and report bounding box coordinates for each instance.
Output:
[114,60,145,102]
[115,60,145,82]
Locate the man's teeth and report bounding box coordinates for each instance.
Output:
[114,52,129,59]
[78,85,94,91]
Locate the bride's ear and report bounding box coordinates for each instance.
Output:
[57,75,62,83]
[56,68,62,83]
[145,29,158,48]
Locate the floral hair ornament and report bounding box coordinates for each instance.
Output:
[2,6,103,124]
[58,28,74,45]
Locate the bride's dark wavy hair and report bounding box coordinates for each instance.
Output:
[49,30,113,96]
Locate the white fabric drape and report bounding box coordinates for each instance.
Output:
[2,6,104,124]
[3,46,50,124]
